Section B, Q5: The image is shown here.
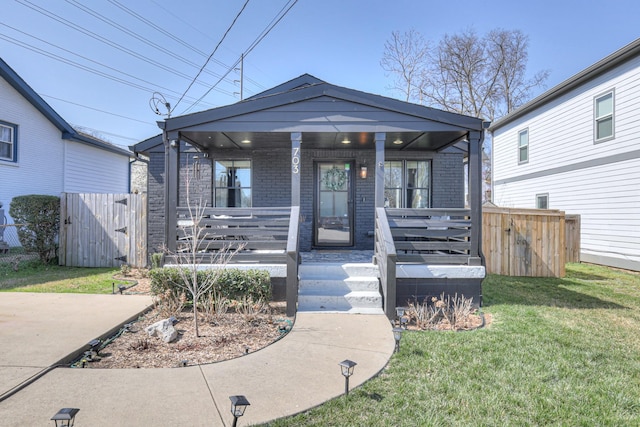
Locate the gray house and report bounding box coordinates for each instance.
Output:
[132,75,488,319]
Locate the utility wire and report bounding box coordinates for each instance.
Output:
[147,0,266,90]
[15,0,234,96]
[181,0,298,114]
[172,0,251,113]
[41,94,154,125]
[0,25,216,107]
[65,0,238,89]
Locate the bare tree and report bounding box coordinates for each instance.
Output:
[165,163,243,337]
[381,27,548,121]
[380,29,430,102]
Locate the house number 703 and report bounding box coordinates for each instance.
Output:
[292,147,300,174]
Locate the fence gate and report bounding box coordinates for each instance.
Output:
[60,193,147,268]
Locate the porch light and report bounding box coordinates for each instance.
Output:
[341,138,351,144]
[392,327,403,353]
[393,139,403,145]
[339,359,357,395]
[359,165,368,179]
[51,408,79,427]
[241,139,251,144]
[229,395,250,427]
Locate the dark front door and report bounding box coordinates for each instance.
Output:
[314,161,354,246]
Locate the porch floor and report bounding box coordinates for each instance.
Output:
[301,250,374,263]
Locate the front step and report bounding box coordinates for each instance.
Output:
[298,262,383,314]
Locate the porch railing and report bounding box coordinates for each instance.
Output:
[174,207,292,263]
[375,207,397,319]
[385,208,478,265]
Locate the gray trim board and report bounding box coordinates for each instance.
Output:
[494,149,640,185]
[580,253,640,273]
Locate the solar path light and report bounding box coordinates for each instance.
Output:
[229,395,250,427]
[51,408,79,427]
[338,359,357,395]
[392,327,404,353]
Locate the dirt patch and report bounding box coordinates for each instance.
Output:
[84,271,292,369]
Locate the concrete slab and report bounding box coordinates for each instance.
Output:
[0,309,393,426]
[0,293,153,397]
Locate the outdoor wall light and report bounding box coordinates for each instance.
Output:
[359,165,368,179]
[229,395,251,427]
[51,408,79,427]
[339,359,357,395]
[392,327,404,353]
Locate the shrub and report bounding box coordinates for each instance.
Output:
[9,195,60,264]
[149,267,271,303]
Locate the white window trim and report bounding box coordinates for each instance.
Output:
[518,128,529,164]
[0,122,17,163]
[536,193,549,210]
[594,89,615,143]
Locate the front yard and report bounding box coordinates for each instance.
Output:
[268,263,640,426]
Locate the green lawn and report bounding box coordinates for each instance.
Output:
[0,260,121,294]
[267,263,640,426]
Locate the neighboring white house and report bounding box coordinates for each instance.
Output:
[0,57,132,238]
[490,38,640,272]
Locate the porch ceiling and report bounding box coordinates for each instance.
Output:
[180,130,469,152]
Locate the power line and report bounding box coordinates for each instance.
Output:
[0,26,216,108]
[15,0,235,98]
[181,0,299,114]
[41,93,154,125]
[172,0,251,113]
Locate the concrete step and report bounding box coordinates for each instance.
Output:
[298,262,379,280]
[299,277,380,293]
[297,262,383,314]
[297,291,384,314]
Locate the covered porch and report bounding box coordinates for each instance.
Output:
[134,75,488,319]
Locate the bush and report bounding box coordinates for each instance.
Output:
[149,267,272,303]
[9,195,60,264]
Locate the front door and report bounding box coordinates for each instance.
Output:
[314,161,354,246]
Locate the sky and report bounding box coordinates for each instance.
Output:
[1,0,639,149]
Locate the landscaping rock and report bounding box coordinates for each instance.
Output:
[146,318,178,343]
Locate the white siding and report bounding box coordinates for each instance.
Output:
[492,55,640,271]
[0,76,64,226]
[64,140,129,193]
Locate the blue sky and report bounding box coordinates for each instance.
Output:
[1,0,639,148]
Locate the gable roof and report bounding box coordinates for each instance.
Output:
[167,74,482,132]
[489,38,640,132]
[0,57,132,157]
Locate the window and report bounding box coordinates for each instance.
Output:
[384,160,430,208]
[536,193,549,210]
[0,122,17,162]
[518,129,529,164]
[214,160,251,207]
[595,91,614,141]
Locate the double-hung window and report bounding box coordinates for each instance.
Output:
[518,128,529,164]
[384,160,431,208]
[595,91,614,142]
[214,160,251,207]
[0,122,17,162]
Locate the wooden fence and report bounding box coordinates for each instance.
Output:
[482,207,580,278]
[60,193,147,268]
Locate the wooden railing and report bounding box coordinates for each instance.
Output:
[375,207,397,319]
[385,208,478,265]
[174,207,291,263]
[286,206,300,316]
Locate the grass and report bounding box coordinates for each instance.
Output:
[0,259,121,294]
[266,263,640,426]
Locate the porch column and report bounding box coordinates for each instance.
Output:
[291,132,302,206]
[375,132,386,208]
[287,132,302,317]
[468,130,483,264]
[163,127,179,255]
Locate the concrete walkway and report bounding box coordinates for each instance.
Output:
[0,293,394,426]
